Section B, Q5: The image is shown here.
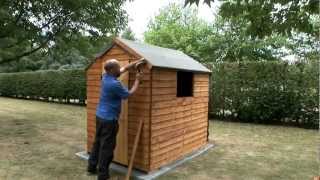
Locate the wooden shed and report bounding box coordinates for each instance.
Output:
[86,38,211,172]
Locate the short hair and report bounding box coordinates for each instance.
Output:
[104,59,119,72]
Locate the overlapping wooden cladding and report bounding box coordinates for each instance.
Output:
[86,44,210,172]
[149,69,209,171]
[126,57,151,171]
[86,45,133,153]
[86,45,151,171]
[86,56,102,151]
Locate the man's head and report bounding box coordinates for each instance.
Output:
[104,59,121,77]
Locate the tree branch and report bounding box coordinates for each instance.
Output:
[0,17,70,65]
[0,1,27,39]
[2,13,63,49]
[0,40,49,65]
[14,2,25,25]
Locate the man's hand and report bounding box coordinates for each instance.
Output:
[129,72,143,95]
[136,71,143,81]
[135,59,147,69]
[120,58,146,74]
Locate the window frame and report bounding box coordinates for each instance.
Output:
[176,71,194,97]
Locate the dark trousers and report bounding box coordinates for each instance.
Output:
[88,116,119,180]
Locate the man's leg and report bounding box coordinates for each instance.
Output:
[105,122,119,172]
[88,117,102,172]
[97,121,118,180]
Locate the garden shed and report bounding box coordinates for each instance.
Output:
[86,38,211,172]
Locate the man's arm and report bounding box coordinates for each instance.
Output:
[114,71,143,99]
[120,59,146,74]
[128,72,142,95]
[120,62,135,74]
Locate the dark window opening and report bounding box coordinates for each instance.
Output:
[177,71,193,97]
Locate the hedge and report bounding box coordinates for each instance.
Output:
[0,62,318,128]
[0,69,86,103]
[209,61,319,128]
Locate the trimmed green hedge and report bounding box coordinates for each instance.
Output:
[210,61,319,128]
[0,69,86,103]
[0,62,318,128]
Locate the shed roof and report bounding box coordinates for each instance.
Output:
[89,38,211,73]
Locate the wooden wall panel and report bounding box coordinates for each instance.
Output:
[87,45,150,171]
[100,46,132,165]
[126,56,151,172]
[87,44,209,172]
[86,57,103,152]
[149,69,209,171]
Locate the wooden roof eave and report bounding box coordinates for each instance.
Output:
[113,38,153,70]
[85,44,114,71]
[85,38,153,72]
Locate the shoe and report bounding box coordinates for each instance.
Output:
[87,166,97,175]
[98,174,110,180]
[108,176,119,180]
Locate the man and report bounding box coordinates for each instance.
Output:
[87,59,144,180]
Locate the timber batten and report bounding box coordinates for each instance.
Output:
[86,38,210,172]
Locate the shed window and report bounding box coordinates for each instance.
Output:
[177,71,193,97]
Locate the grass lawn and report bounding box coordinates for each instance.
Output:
[0,97,318,180]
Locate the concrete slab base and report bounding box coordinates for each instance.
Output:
[76,143,214,180]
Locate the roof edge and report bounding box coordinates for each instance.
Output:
[85,37,211,73]
[116,38,211,73]
[113,38,144,59]
[151,66,211,74]
[85,44,114,71]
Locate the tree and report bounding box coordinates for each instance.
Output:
[144,4,212,61]
[39,34,113,70]
[184,0,319,38]
[144,3,286,63]
[198,16,284,62]
[0,0,127,65]
[121,27,136,40]
[184,0,214,6]
[0,32,114,72]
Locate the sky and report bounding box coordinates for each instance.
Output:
[124,0,221,40]
[122,1,304,62]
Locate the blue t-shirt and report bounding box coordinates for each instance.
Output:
[96,74,130,121]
